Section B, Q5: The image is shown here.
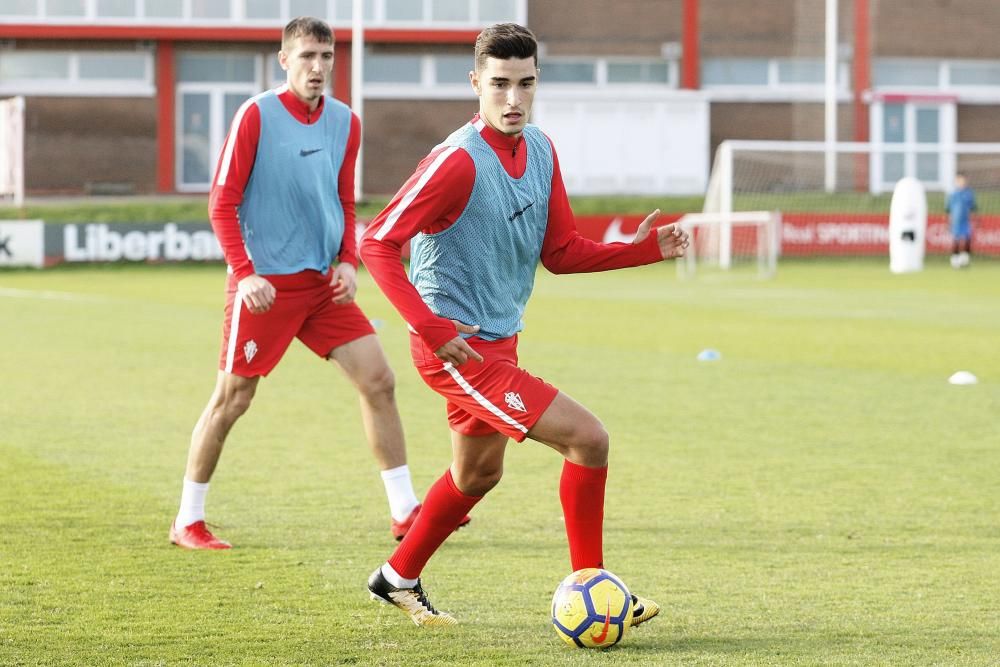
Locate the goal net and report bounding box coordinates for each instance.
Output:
[0,97,25,207]
[676,210,780,279]
[704,140,1000,259]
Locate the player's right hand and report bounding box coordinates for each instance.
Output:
[238,274,277,314]
[435,321,484,366]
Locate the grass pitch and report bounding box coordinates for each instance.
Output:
[1,259,998,666]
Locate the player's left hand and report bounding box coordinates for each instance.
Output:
[330,263,358,304]
[633,209,689,260]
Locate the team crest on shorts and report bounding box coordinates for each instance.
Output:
[504,391,526,412]
[244,340,258,363]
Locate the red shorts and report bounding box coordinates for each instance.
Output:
[410,333,559,442]
[219,269,375,377]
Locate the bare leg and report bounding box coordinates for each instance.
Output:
[528,391,609,466]
[186,370,259,482]
[328,334,405,470]
[450,430,509,496]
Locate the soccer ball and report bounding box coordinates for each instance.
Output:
[551,568,633,648]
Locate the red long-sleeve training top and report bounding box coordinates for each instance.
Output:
[208,86,361,281]
[360,114,664,353]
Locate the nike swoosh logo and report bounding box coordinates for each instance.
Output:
[590,598,612,644]
[508,201,534,222]
[300,148,323,156]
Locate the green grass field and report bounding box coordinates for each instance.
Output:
[2,259,998,665]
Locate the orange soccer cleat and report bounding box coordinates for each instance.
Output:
[170,520,232,550]
[390,504,472,541]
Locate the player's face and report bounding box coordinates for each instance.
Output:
[279,34,334,109]
[470,56,538,137]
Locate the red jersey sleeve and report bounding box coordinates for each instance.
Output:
[540,137,663,274]
[360,145,476,352]
[208,100,260,281]
[336,111,361,268]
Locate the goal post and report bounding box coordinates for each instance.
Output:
[704,139,1000,259]
[0,96,25,208]
[676,210,781,279]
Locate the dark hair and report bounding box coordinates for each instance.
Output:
[282,16,333,50]
[474,23,538,71]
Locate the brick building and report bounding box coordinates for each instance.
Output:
[2,0,999,197]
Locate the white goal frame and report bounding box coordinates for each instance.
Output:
[0,96,25,207]
[703,139,1000,265]
[676,210,781,279]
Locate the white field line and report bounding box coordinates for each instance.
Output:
[0,287,113,303]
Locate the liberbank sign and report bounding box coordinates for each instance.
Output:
[0,221,223,267]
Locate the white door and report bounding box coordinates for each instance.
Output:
[870,100,956,193]
[176,84,257,192]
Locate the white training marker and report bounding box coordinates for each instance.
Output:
[948,371,978,385]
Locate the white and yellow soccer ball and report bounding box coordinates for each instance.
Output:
[551,568,633,648]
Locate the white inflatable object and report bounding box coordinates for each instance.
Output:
[889,176,927,274]
[948,371,978,385]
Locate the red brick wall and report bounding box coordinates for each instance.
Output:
[25,97,158,194]
[529,0,682,56]
[361,100,475,196]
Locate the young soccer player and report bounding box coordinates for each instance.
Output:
[359,22,689,626]
[946,172,976,268]
[170,17,468,550]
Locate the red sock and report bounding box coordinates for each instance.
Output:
[560,459,607,571]
[388,468,482,579]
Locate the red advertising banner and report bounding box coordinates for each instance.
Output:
[569,214,1000,257]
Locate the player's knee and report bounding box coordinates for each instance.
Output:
[572,421,609,465]
[359,365,396,403]
[454,464,503,496]
[221,382,256,419]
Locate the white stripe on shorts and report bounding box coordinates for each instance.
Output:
[441,362,529,435]
[224,289,245,373]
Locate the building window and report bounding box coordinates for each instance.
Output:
[776,59,824,85]
[541,62,596,84]
[873,60,939,87]
[47,0,85,16]
[701,56,851,101]
[435,54,472,84]
[0,52,70,80]
[0,49,153,96]
[539,58,675,87]
[4,0,38,16]
[607,61,670,84]
[479,0,515,21]
[364,53,422,83]
[191,0,230,19]
[245,0,281,19]
[385,0,423,20]
[431,0,469,22]
[334,0,381,21]
[702,58,770,86]
[97,0,136,17]
[177,53,256,83]
[949,62,1000,87]
[78,52,147,79]
[0,0,524,25]
[145,0,183,18]
[290,0,328,18]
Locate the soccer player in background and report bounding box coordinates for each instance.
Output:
[360,22,689,626]
[170,17,468,550]
[946,172,976,268]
